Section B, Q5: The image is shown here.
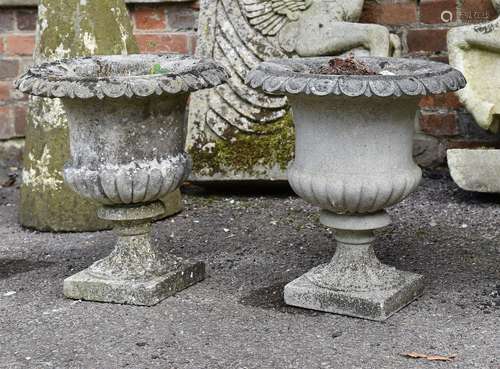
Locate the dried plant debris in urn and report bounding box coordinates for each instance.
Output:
[315,55,377,75]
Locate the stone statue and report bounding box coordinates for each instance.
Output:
[447,1,500,192]
[448,0,500,132]
[187,0,399,181]
[21,0,182,231]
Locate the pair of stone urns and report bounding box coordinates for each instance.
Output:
[15,54,465,321]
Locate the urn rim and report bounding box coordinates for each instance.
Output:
[246,57,466,98]
[14,54,229,99]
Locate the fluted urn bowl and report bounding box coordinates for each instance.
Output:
[247,57,466,320]
[15,54,229,306]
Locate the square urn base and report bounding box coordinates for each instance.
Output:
[63,260,205,306]
[284,269,424,321]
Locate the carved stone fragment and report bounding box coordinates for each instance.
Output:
[447,1,500,193]
[448,0,500,132]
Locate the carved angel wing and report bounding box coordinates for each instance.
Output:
[242,0,313,35]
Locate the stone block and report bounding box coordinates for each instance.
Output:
[447,148,500,192]
[64,260,205,306]
[285,269,424,321]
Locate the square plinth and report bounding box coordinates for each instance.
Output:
[63,260,205,306]
[284,271,424,321]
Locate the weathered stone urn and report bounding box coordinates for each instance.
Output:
[15,54,229,305]
[247,57,466,320]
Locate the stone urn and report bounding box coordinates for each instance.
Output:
[247,57,466,320]
[15,54,229,306]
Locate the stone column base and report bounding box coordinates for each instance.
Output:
[284,268,423,321]
[63,260,205,306]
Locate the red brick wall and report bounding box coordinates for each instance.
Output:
[0,0,498,169]
[360,0,500,166]
[0,2,199,167]
[0,7,36,144]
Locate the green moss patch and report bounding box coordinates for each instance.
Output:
[190,112,295,177]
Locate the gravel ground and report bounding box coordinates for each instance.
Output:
[0,175,498,369]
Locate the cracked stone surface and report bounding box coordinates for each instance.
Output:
[0,176,498,368]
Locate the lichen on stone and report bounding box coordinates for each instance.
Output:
[37,0,139,62]
[22,145,64,191]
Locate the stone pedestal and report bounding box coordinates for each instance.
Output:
[247,56,465,320]
[285,211,424,321]
[64,201,204,306]
[16,54,229,305]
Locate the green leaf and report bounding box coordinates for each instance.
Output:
[149,64,169,75]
